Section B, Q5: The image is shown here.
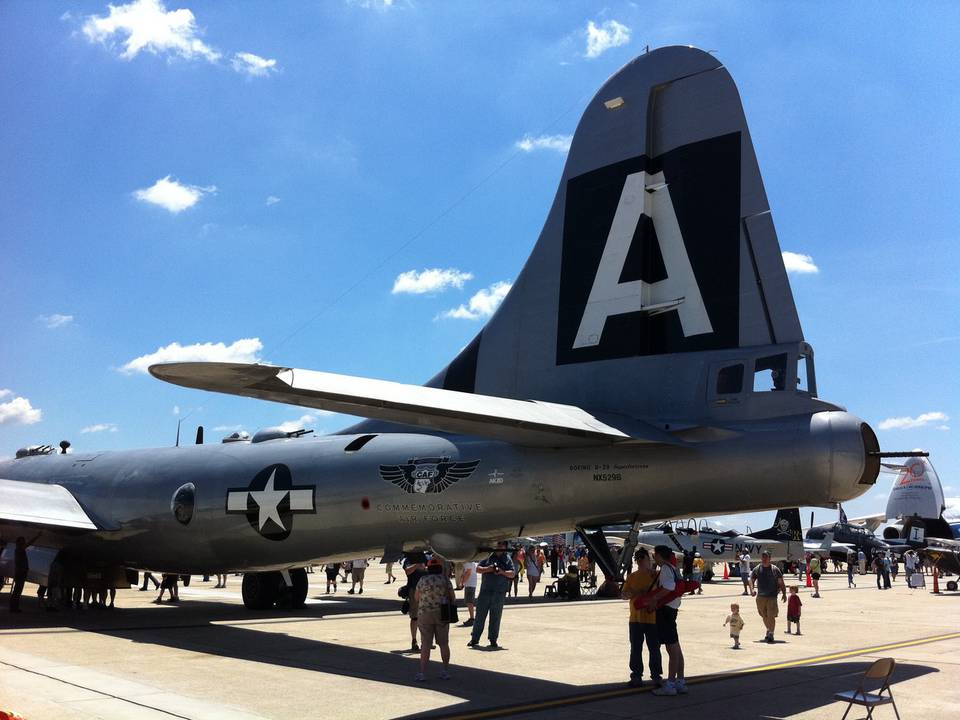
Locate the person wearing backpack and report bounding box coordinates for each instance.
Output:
[621,547,663,688]
[644,546,687,696]
[748,550,787,643]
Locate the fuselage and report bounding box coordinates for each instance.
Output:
[0,409,874,575]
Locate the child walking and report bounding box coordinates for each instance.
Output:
[786,586,802,635]
[724,603,745,649]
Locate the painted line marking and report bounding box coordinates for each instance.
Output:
[428,631,960,720]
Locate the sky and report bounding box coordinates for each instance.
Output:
[1,1,958,533]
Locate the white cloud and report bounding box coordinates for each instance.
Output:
[81,423,118,433]
[213,424,244,432]
[266,195,281,206]
[515,134,572,153]
[392,268,474,295]
[172,405,180,415]
[83,0,221,62]
[232,51,278,77]
[441,281,512,320]
[937,425,951,431]
[585,19,631,59]
[0,389,10,399]
[0,395,42,425]
[120,337,263,374]
[38,313,74,329]
[782,251,819,274]
[350,0,397,9]
[878,411,950,431]
[277,413,321,433]
[133,176,215,213]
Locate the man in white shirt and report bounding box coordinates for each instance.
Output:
[459,561,478,627]
[739,553,751,596]
[647,546,687,696]
[349,558,369,595]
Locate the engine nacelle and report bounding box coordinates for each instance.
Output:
[429,533,486,562]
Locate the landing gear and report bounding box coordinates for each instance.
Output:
[947,580,958,592]
[242,572,280,610]
[241,569,309,610]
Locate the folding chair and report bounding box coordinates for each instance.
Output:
[834,658,901,720]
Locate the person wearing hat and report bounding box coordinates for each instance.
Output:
[468,541,515,649]
[414,556,456,681]
[748,550,786,643]
[692,552,704,594]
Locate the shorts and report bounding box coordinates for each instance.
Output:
[417,608,450,648]
[756,595,779,621]
[787,614,800,622]
[463,586,476,603]
[352,568,366,582]
[325,568,339,580]
[408,594,419,620]
[656,606,679,645]
[811,573,821,580]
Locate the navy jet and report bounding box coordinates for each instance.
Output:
[2,46,907,610]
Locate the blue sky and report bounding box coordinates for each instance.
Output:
[1,1,957,531]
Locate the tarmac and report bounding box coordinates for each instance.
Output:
[0,564,957,720]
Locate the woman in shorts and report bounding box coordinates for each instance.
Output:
[414,556,456,682]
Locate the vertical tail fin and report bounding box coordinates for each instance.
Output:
[752,508,802,541]
[431,46,804,419]
[886,457,946,522]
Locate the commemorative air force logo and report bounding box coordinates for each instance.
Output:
[380,457,481,494]
[226,464,315,541]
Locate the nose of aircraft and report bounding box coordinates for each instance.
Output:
[812,411,880,503]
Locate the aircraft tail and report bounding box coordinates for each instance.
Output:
[429,46,805,420]
[752,508,803,541]
[883,457,951,541]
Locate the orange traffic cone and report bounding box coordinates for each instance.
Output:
[805,564,812,588]
[723,563,729,580]
[932,567,940,594]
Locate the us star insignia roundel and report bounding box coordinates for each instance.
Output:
[705,537,731,556]
[379,457,481,494]
[226,464,315,541]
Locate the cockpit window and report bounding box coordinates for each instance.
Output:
[716,364,744,394]
[171,483,196,525]
[753,354,788,392]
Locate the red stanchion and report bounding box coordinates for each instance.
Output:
[723,563,729,580]
[932,567,941,594]
[805,564,812,587]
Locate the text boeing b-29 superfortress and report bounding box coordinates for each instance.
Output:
[0,47,893,609]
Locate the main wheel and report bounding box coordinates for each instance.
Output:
[289,568,308,608]
[946,580,958,592]
[242,572,280,610]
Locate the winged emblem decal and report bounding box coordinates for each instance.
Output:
[379,457,481,494]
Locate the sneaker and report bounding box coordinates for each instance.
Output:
[652,681,677,696]
[414,672,425,682]
[358,589,363,595]
[675,680,688,694]
[347,589,355,595]
[765,634,775,644]
[467,639,479,647]
[796,631,802,636]
[628,678,644,688]
[488,641,500,649]
[785,629,792,634]
[462,618,474,627]
[411,643,420,653]
[439,670,451,680]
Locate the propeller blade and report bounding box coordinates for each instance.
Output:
[196,426,204,445]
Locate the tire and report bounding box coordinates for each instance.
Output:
[289,568,308,608]
[947,580,958,592]
[242,572,280,610]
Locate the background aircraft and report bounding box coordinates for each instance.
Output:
[0,46,895,610]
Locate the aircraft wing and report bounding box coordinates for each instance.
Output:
[810,513,886,533]
[0,478,99,530]
[150,362,683,448]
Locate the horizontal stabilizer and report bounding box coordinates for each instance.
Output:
[150,362,682,448]
[0,478,99,530]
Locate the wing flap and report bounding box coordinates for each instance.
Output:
[0,478,99,530]
[150,362,682,447]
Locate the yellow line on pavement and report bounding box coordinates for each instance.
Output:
[431,631,960,720]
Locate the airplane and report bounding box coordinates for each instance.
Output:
[630,510,838,564]
[1,46,918,611]
[806,457,954,565]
